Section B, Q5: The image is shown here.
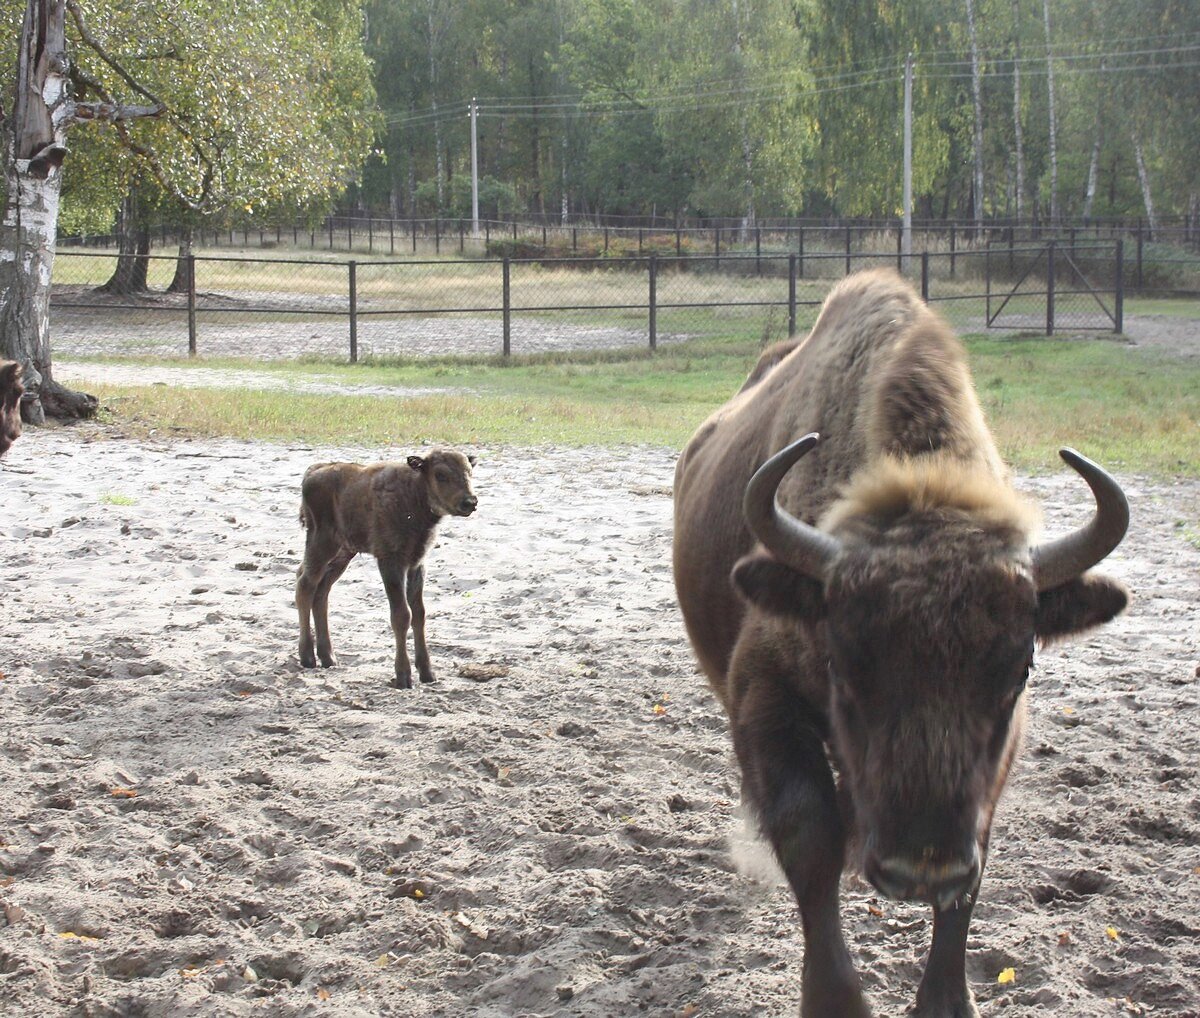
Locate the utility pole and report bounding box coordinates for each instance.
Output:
[903,53,913,264]
[470,98,480,237]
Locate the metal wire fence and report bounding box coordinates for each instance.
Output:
[48,241,1128,362]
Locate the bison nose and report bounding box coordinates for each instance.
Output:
[867,849,981,910]
[459,496,477,515]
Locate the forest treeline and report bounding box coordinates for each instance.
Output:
[358,0,1198,230]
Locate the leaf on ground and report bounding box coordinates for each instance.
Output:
[316,987,332,1001]
[111,787,138,798]
[1057,930,1072,946]
[1106,926,1121,941]
[997,967,1016,985]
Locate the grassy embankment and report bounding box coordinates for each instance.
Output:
[83,327,1200,478]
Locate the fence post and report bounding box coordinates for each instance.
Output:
[648,254,657,350]
[461,220,466,254]
[949,223,956,277]
[715,227,721,269]
[328,216,334,250]
[1046,241,1056,336]
[1114,239,1124,334]
[572,227,577,253]
[788,254,797,336]
[755,227,762,276]
[638,228,643,255]
[675,226,682,257]
[502,257,511,357]
[604,227,609,255]
[389,217,395,255]
[348,260,358,362]
[368,216,373,253]
[798,226,804,278]
[844,225,852,276]
[435,219,441,255]
[186,254,197,357]
[346,219,352,250]
[921,251,929,302]
[896,226,903,274]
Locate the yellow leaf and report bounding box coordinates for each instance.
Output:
[413,889,424,899]
[997,967,1016,985]
[1106,926,1120,941]
[1062,706,1075,715]
[111,787,138,798]
[375,954,389,968]
[316,987,331,1001]
[652,704,667,715]
[1058,930,1072,947]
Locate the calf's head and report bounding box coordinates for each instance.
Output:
[733,435,1128,908]
[1,361,24,457]
[408,449,478,517]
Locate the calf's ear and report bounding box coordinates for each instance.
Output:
[732,551,827,621]
[1035,572,1128,644]
[407,455,426,471]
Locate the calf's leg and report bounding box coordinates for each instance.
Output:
[378,559,413,689]
[312,550,355,667]
[732,673,871,1018]
[296,527,339,668]
[406,563,434,683]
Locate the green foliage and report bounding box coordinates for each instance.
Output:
[1,0,378,230]
[414,175,519,219]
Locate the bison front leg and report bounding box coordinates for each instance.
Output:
[378,559,413,689]
[406,563,435,684]
[732,676,871,1018]
[913,858,986,1017]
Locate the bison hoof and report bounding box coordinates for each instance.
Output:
[912,991,980,1018]
[318,651,337,668]
[419,670,436,684]
[299,650,317,669]
[391,671,413,690]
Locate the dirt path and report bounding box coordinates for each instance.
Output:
[1,432,1197,1017]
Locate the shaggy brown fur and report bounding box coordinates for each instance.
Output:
[673,269,1128,1017]
[0,361,23,457]
[295,449,477,689]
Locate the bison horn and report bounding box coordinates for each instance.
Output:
[1031,448,1129,592]
[743,433,842,580]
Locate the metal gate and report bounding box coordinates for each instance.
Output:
[985,240,1123,334]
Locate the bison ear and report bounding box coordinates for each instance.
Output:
[467,454,477,467]
[732,551,827,621]
[1034,573,1128,644]
[407,455,426,472]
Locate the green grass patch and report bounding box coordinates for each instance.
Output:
[99,491,137,506]
[82,328,1199,477]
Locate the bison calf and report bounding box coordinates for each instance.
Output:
[295,449,477,688]
[1,361,23,457]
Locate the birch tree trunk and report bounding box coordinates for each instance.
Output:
[966,0,985,233]
[1011,0,1025,223]
[1082,59,1106,220]
[1132,131,1158,240]
[1042,0,1059,224]
[0,0,97,422]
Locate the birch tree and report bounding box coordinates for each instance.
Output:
[1,0,375,421]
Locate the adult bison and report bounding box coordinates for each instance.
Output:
[672,270,1128,1017]
[1,360,23,457]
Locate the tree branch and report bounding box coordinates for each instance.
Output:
[65,0,167,111]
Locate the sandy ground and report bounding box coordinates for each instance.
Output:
[1,431,1198,1018]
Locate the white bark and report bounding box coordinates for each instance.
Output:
[1042,0,1058,223]
[1082,61,1106,220]
[966,0,985,231]
[1011,0,1025,222]
[1132,131,1158,239]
